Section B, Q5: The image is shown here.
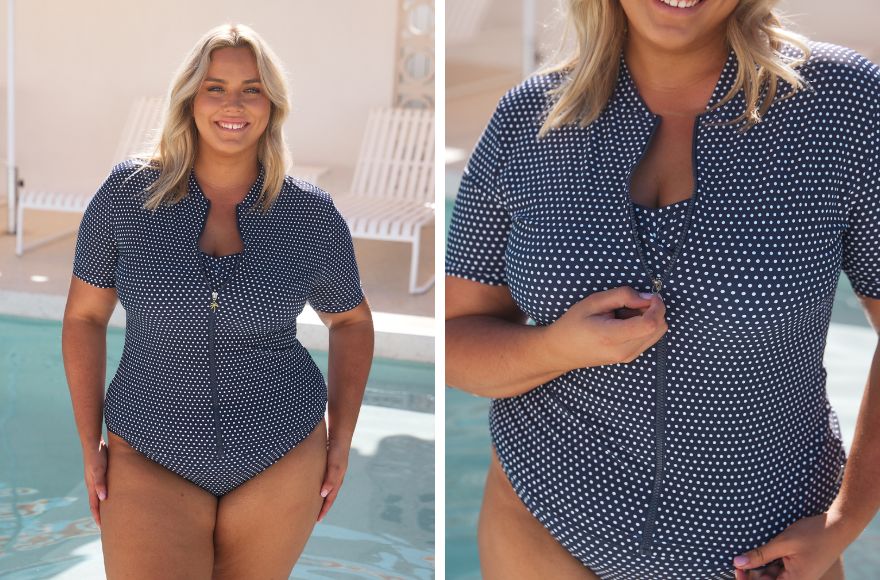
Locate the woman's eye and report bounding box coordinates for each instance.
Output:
[245,87,261,94]
[207,86,223,92]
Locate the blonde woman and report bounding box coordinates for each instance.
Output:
[446,1,880,578]
[61,23,373,578]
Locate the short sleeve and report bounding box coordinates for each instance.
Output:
[445,100,513,286]
[307,203,365,312]
[842,126,880,299]
[72,172,118,288]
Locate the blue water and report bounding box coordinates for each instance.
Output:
[444,195,880,579]
[0,314,434,579]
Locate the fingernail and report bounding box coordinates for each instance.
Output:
[639,292,653,300]
[98,490,106,501]
[733,555,748,567]
[320,488,329,498]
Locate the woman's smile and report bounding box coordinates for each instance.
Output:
[214,119,250,133]
[655,0,705,10]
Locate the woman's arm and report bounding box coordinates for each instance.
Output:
[446,276,668,399]
[733,295,880,579]
[314,299,374,521]
[61,276,119,526]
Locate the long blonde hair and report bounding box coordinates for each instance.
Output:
[538,0,812,137]
[134,23,292,213]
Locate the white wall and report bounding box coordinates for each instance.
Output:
[0,0,398,195]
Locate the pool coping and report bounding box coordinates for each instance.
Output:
[0,289,434,363]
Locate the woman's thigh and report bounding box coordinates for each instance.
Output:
[100,431,218,580]
[212,418,327,580]
[819,556,844,580]
[478,446,600,580]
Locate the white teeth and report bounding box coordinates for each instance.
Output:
[659,0,701,7]
[218,121,247,130]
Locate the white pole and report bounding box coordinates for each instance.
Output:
[6,0,16,234]
[522,0,536,78]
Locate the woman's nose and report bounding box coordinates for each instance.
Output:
[223,92,244,110]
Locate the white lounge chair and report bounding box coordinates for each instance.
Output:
[15,96,164,256]
[15,97,329,256]
[333,107,435,294]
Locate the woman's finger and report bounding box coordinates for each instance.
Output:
[317,486,341,522]
[94,469,108,502]
[586,286,654,313]
[320,461,344,497]
[87,482,102,529]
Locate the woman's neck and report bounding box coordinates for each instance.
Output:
[623,32,730,117]
[192,149,260,202]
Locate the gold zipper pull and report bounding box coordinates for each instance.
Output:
[209,290,219,312]
[652,277,663,294]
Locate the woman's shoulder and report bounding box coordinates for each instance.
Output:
[90,158,160,211]
[789,40,880,101]
[102,158,161,192]
[478,71,568,139]
[280,174,337,213]
[494,71,566,119]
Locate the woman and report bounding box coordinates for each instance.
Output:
[61,23,374,578]
[446,1,880,579]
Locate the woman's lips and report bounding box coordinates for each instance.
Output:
[655,0,704,10]
[215,120,249,132]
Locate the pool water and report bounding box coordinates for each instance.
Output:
[0,314,434,580]
[444,194,880,579]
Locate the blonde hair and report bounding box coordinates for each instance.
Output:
[538,0,812,138]
[134,23,292,213]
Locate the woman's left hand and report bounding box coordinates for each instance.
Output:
[317,438,350,522]
[732,512,852,580]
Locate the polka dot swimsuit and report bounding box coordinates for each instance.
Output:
[73,159,364,497]
[632,200,692,284]
[200,250,242,289]
[446,41,880,578]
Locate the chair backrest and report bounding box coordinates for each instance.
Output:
[112,96,165,163]
[350,107,434,202]
[446,0,491,45]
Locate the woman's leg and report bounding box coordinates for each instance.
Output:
[212,419,327,580]
[478,446,600,580]
[818,556,844,580]
[100,431,218,580]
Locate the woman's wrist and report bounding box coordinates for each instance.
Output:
[536,323,570,375]
[80,434,104,453]
[327,424,355,448]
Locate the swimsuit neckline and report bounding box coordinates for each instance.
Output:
[632,197,691,213]
[199,249,243,259]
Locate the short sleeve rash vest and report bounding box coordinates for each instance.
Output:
[446,40,880,578]
[72,159,364,496]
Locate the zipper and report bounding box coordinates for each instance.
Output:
[627,113,705,556]
[207,300,224,459]
[191,172,253,463]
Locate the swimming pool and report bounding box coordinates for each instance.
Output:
[0,314,434,579]
[444,195,880,579]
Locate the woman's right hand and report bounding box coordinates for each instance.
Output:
[83,439,109,529]
[545,286,668,370]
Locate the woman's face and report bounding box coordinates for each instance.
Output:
[619,0,740,52]
[192,46,271,159]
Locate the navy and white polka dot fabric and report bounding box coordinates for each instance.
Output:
[73,159,364,496]
[447,41,879,578]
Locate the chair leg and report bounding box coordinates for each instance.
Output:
[408,226,435,295]
[16,202,24,256]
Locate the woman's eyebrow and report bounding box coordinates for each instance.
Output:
[204,77,262,84]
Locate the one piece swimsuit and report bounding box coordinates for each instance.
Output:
[73,160,365,497]
[446,40,879,578]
